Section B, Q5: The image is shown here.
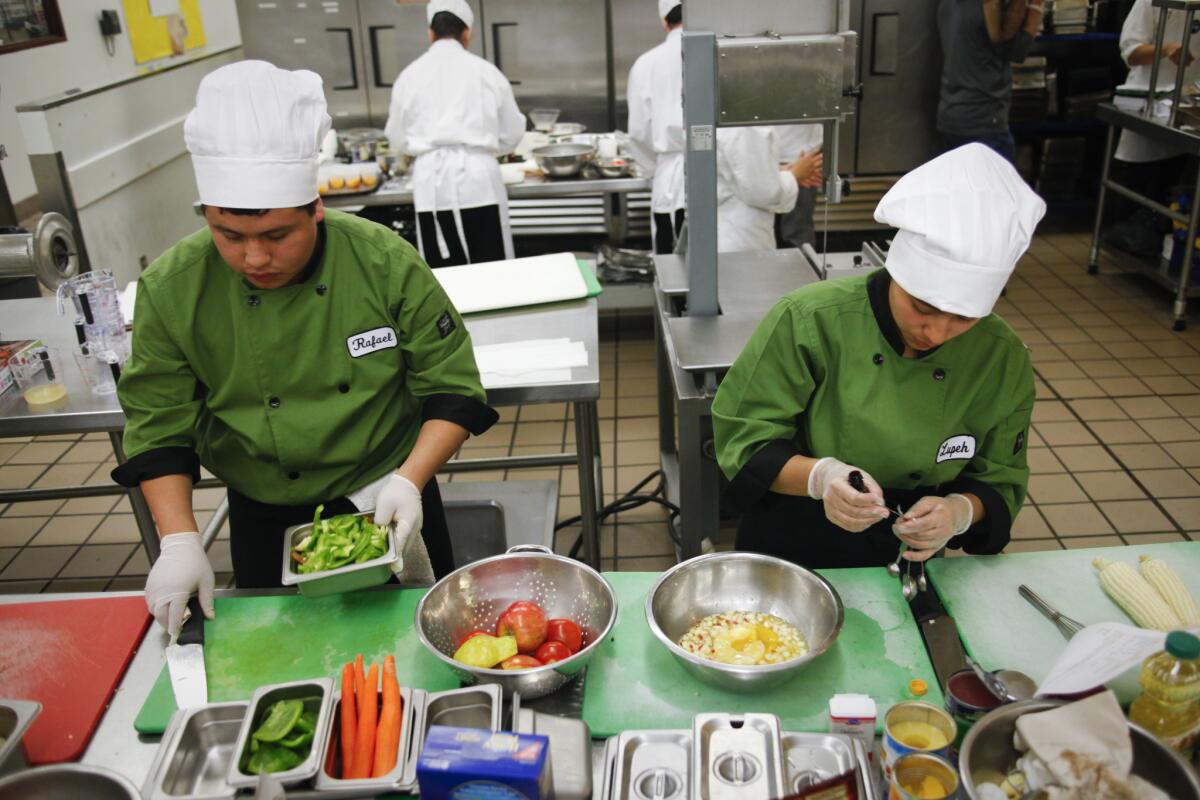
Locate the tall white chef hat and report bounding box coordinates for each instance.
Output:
[428,0,474,29]
[185,60,330,210]
[874,143,1046,318]
[659,0,682,19]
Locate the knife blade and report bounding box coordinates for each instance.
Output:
[165,597,208,709]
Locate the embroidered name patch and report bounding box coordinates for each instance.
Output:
[346,326,397,358]
[436,310,456,339]
[936,434,976,463]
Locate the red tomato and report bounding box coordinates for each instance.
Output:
[499,654,543,670]
[534,641,572,664]
[546,618,583,653]
[496,603,548,654]
[456,629,491,648]
[504,600,542,615]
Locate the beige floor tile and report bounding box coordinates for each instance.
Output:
[193,487,227,511]
[1,499,64,517]
[1044,378,1104,399]
[1161,498,1200,528]
[519,403,568,422]
[1032,401,1073,423]
[615,417,658,442]
[453,445,510,462]
[57,495,120,515]
[0,546,76,580]
[1116,396,1179,419]
[1123,532,1188,545]
[1089,420,1151,445]
[108,576,145,591]
[9,441,73,464]
[1035,382,1054,401]
[1076,471,1146,501]
[1039,327,1092,344]
[59,440,116,463]
[449,470,508,484]
[0,465,45,490]
[1166,395,1200,416]
[513,421,565,447]
[0,443,22,464]
[1037,362,1087,380]
[1066,399,1128,421]
[1138,417,1200,443]
[1030,344,1069,362]
[0,580,48,594]
[1164,441,1200,467]
[46,577,114,593]
[1040,504,1115,536]
[58,544,136,579]
[1133,469,1200,498]
[88,514,144,544]
[1011,507,1052,539]
[619,360,658,379]
[1109,443,1178,470]
[1028,474,1089,504]
[1078,360,1132,379]
[1059,342,1112,361]
[1095,377,1153,397]
[33,434,80,443]
[615,555,677,572]
[1122,358,1183,377]
[467,423,513,451]
[616,377,657,398]
[618,439,659,466]
[0,548,16,573]
[33,463,99,489]
[0,516,44,548]
[1097,500,1174,533]
[1055,445,1120,472]
[1004,539,1064,553]
[1027,448,1065,474]
[617,522,675,557]
[1142,375,1200,396]
[1103,341,1156,359]
[617,396,659,418]
[209,539,233,573]
[120,548,150,576]
[1035,421,1098,446]
[32,515,103,546]
[84,462,117,486]
[1063,535,1125,549]
[1086,327,1132,344]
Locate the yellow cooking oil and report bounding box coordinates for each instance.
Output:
[1129,631,1200,756]
[889,720,950,751]
[899,775,949,799]
[23,383,67,406]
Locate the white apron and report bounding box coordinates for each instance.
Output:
[649,150,686,250]
[411,146,514,263]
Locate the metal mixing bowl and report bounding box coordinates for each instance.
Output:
[531,143,596,178]
[959,699,1200,800]
[0,764,142,798]
[415,545,617,699]
[646,552,844,692]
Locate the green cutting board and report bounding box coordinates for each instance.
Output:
[926,541,1200,705]
[581,570,942,738]
[134,588,461,734]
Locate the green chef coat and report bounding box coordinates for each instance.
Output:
[712,269,1034,555]
[112,209,496,506]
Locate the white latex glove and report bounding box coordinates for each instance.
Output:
[145,532,215,642]
[807,457,890,533]
[373,473,424,567]
[893,493,973,561]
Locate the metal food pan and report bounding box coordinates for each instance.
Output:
[691,713,784,800]
[598,735,620,800]
[0,699,41,776]
[226,678,334,789]
[313,686,414,792]
[612,729,692,800]
[514,708,592,800]
[780,732,857,796]
[281,510,396,597]
[142,701,247,800]
[399,684,502,791]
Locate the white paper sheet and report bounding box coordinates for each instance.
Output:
[1036,623,1166,697]
[474,338,587,388]
[119,281,138,324]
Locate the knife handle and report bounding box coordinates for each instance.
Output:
[177,596,206,646]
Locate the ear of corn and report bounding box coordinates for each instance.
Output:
[1138,554,1200,625]
[1093,556,1182,631]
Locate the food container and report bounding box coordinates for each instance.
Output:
[692,712,785,800]
[336,127,386,163]
[0,764,142,798]
[399,684,502,791]
[829,693,876,760]
[142,701,247,800]
[0,699,41,775]
[414,544,617,700]
[611,729,692,800]
[226,677,334,789]
[531,143,596,178]
[646,552,843,692]
[280,510,397,597]
[529,108,561,133]
[887,752,957,800]
[314,686,414,792]
[598,734,621,800]
[514,707,592,800]
[781,732,857,795]
[881,702,954,783]
[317,162,383,196]
[943,668,1003,752]
[550,121,587,137]
[9,346,68,408]
[595,157,632,178]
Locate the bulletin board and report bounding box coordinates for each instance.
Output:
[122,0,207,64]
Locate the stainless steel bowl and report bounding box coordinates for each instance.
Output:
[645,552,844,692]
[415,545,617,699]
[0,699,41,776]
[959,699,1200,800]
[0,764,141,798]
[550,122,587,137]
[531,143,596,178]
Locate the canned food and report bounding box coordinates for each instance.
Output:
[882,702,954,782]
[887,752,958,800]
[944,668,1003,752]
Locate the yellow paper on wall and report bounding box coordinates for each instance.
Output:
[122,0,207,64]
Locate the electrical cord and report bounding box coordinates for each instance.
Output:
[555,469,682,560]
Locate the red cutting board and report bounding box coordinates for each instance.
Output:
[0,596,150,764]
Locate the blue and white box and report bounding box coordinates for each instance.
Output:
[417,725,553,799]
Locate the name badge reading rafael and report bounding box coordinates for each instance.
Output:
[936,434,976,463]
[346,327,398,358]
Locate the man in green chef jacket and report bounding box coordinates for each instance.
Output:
[112,60,497,640]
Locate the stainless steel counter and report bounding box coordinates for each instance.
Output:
[322,174,651,210]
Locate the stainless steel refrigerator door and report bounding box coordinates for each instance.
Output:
[357,0,485,128]
[610,0,675,132]
[235,0,370,127]
[480,0,610,134]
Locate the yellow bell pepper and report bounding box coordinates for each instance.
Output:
[452,634,518,668]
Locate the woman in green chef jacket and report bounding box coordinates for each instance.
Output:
[713,143,1046,569]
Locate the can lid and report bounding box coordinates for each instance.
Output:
[909,678,928,697]
[829,693,877,716]
[1166,630,1200,660]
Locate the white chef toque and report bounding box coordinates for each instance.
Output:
[185,60,330,210]
[659,0,681,19]
[427,0,474,29]
[874,143,1046,319]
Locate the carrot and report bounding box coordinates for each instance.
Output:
[349,661,379,779]
[339,662,357,779]
[354,654,365,695]
[372,655,402,777]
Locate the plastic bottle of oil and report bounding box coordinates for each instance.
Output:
[1129,631,1200,758]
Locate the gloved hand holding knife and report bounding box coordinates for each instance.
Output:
[145,531,215,641]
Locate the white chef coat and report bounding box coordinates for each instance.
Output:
[772,124,824,164]
[1116,0,1200,162]
[716,127,799,253]
[627,27,686,215]
[385,39,526,259]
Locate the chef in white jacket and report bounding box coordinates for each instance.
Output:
[385,0,526,267]
[774,124,824,249]
[627,0,686,254]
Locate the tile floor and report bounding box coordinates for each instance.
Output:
[1,226,1197,593]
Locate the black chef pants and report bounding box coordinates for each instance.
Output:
[226,478,455,588]
[417,205,506,268]
[653,209,686,255]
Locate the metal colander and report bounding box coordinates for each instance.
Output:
[415,545,618,699]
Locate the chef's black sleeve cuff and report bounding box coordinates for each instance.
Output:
[943,477,1012,555]
[111,446,201,487]
[421,393,499,436]
[724,439,801,511]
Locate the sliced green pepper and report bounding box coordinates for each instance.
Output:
[252,699,303,743]
[247,743,304,774]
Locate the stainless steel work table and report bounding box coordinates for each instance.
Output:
[322,174,652,209]
[652,249,821,559]
[0,296,605,568]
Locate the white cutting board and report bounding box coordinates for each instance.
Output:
[926,542,1200,703]
[433,252,587,314]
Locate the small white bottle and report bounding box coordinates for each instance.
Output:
[829,693,877,758]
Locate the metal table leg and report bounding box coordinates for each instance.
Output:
[109,430,161,562]
[200,495,229,551]
[655,311,676,457]
[1088,124,1116,275]
[675,391,719,560]
[573,400,603,568]
[1174,162,1200,331]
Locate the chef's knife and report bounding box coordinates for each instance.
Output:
[166,597,208,709]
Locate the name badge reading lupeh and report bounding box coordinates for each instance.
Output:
[346,326,398,358]
[936,434,976,463]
